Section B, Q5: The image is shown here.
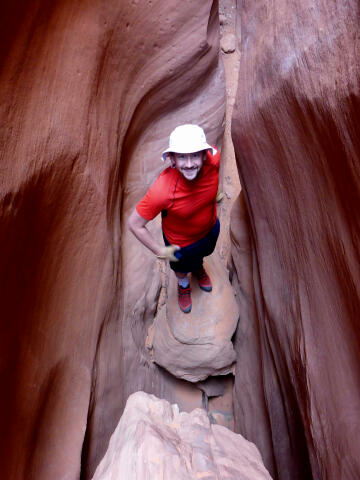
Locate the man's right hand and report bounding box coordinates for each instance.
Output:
[156,245,180,262]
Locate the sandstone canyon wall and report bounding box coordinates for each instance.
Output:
[231,1,360,479]
[0,1,225,479]
[2,0,360,479]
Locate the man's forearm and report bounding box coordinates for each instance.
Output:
[129,224,162,256]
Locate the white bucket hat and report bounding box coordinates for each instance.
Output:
[161,124,216,161]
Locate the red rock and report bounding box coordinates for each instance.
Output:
[146,254,239,382]
[231,1,360,479]
[0,1,225,478]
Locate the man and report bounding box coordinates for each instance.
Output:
[128,124,220,313]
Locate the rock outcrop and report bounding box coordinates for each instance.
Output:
[4,0,360,478]
[0,1,225,478]
[92,391,273,480]
[146,254,239,382]
[231,1,360,479]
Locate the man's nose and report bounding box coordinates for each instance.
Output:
[186,156,193,167]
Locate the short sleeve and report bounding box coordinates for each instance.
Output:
[206,146,220,168]
[136,174,169,221]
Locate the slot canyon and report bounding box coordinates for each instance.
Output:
[0,0,359,479]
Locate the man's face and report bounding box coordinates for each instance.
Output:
[172,151,205,181]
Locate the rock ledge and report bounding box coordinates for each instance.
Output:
[146,254,239,382]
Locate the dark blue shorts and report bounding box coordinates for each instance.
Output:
[163,218,220,273]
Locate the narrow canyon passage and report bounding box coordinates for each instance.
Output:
[142,0,242,428]
[0,0,359,479]
[88,2,245,476]
[85,3,275,479]
[81,2,246,477]
[90,5,258,475]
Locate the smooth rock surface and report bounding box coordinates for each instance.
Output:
[92,391,273,480]
[146,254,239,382]
[0,1,225,478]
[231,1,360,479]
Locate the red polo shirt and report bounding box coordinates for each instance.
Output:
[136,148,220,247]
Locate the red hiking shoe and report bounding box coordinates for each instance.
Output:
[193,268,212,292]
[178,284,192,313]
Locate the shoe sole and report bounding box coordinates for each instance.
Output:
[180,305,192,313]
[199,285,212,292]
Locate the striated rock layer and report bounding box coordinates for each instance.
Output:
[92,391,273,480]
[231,1,360,479]
[0,1,225,478]
[146,254,238,382]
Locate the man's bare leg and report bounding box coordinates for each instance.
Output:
[175,272,187,279]
[175,271,189,288]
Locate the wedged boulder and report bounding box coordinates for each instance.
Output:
[92,391,273,480]
[146,253,239,382]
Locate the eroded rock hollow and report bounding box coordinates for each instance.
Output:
[1,0,359,479]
